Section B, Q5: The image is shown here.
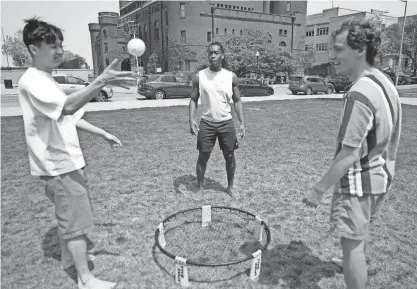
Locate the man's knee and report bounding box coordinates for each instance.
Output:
[198,152,211,164]
[222,151,235,162]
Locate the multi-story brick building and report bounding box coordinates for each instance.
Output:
[90,1,307,74]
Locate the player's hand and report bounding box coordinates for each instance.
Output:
[98,59,136,89]
[302,188,324,208]
[104,132,123,148]
[190,120,199,136]
[239,124,246,139]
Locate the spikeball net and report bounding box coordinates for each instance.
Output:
[155,205,271,286]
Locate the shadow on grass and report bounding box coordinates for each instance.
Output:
[239,240,340,288]
[173,174,227,196]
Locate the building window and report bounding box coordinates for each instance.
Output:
[217,3,220,7]
[154,20,159,41]
[123,46,126,52]
[180,2,185,18]
[106,58,110,66]
[216,27,219,35]
[224,28,227,35]
[279,41,286,47]
[138,26,142,39]
[240,29,243,35]
[144,24,148,41]
[220,4,223,8]
[306,29,315,37]
[305,45,308,51]
[165,11,168,24]
[267,32,272,43]
[317,27,329,36]
[279,29,282,36]
[181,30,186,43]
[232,29,235,35]
[286,2,291,12]
[316,43,328,51]
[103,29,107,39]
[207,31,212,43]
[179,60,191,71]
[284,30,287,36]
[104,42,108,52]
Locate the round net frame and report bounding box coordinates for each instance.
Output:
[155,206,271,267]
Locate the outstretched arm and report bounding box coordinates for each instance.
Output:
[232,73,245,138]
[76,119,122,148]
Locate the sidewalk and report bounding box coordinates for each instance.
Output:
[2,94,416,117]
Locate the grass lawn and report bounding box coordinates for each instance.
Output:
[1,100,417,289]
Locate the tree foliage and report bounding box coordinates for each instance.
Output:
[194,28,311,76]
[147,53,158,74]
[167,35,196,72]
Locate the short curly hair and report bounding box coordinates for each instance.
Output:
[23,17,63,55]
[332,19,381,66]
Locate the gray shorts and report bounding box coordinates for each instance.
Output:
[41,168,94,240]
[197,118,238,152]
[329,192,387,241]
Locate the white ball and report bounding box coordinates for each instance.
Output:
[127,38,146,57]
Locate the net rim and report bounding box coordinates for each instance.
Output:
[154,205,271,267]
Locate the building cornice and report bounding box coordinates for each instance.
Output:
[200,13,302,26]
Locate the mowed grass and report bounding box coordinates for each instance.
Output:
[1,100,417,289]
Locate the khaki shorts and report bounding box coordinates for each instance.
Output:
[329,192,387,241]
[41,168,94,240]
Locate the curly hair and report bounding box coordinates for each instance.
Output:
[332,19,381,66]
[23,17,64,55]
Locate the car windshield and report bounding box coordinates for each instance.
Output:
[147,75,160,82]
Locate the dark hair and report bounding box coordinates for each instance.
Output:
[23,17,64,55]
[332,19,381,66]
[207,41,228,68]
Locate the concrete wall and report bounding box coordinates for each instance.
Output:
[1,69,94,87]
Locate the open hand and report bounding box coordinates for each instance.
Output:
[99,59,136,89]
[302,188,324,208]
[104,132,122,148]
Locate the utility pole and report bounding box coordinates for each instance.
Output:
[211,6,216,41]
[2,26,10,67]
[396,0,408,86]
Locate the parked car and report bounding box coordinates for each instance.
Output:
[289,75,335,95]
[328,76,352,93]
[238,78,274,97]
[52,74,113,102]
[138,74,192,99]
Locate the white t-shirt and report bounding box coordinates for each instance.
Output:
[17,67,86,176]
[199,68,233,122]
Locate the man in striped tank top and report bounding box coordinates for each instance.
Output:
[302,19,402,289]
[189,42,245,199]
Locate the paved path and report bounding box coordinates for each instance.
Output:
[1,84,416,117]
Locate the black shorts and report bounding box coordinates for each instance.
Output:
[197,118,238,152]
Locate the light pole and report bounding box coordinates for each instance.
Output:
[127,20,140,69]
[396,0,408,86]
[210,4,216,41]
[256,51,260,78]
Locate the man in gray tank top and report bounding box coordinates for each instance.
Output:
[189,42,245,199]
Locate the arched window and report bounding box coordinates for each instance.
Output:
[103,29,107,39]
[279,41,286,47]
[138,26,142,39]
[144,24,148,42]
[286,2,291,12]
[154,20,159,41]
[232,29,235,35]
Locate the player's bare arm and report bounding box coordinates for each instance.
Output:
[232,73,245,138]
[189,74,200,135]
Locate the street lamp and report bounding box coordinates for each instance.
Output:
[127,20,140,69]
[396,0,408,86]
[256,51,260,78]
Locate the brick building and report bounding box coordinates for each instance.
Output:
[90,1,307,74]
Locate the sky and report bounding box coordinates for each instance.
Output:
[1,0,417,67]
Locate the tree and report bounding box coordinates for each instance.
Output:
[147,53,158,74]
[1,30,32,66]
[167,35,196,72]
[379,19,417,75]
[194,28,303,77]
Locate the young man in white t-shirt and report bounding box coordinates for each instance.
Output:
[18,18,134,289]
[189,42,245,199]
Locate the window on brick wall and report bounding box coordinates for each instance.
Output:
[180,3,185,18]
[181,30,186,44]
[306,29,314,37]
[104,42,108,52]
[240,29,243,35]
[284,29,287,36]
[232,29,235,35]
[144,24,148,42]
[224,28,227,35]
[154,20,159,41]
[316,43,328,51]
[317,27,329,36]
[207,31,212,43]
[216,27,219,35]
[103,29,107,39]
[138,26,142,39]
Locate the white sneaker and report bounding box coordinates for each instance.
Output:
[331,257,343,268]
[78,276,116,289]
